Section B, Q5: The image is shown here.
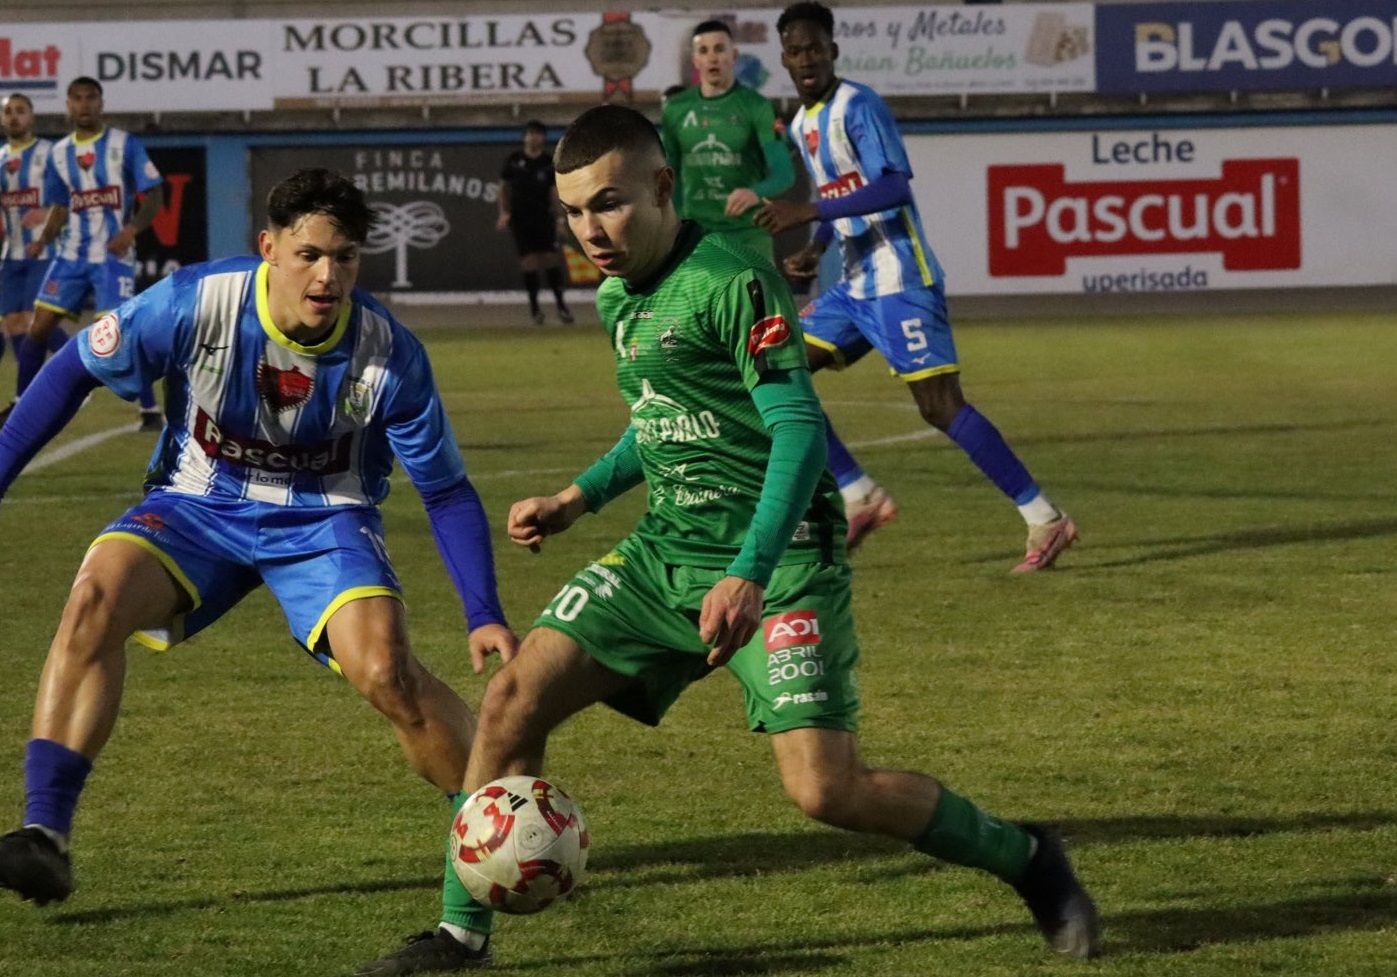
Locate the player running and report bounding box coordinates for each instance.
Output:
[0,93,60,391]
[660,19,794,265]
[0,169,516,907]
[7,76,163,431]
[357,105,1099,975]
[497,121,573,325]
[756,3,1077,572]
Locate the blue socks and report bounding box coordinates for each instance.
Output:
[14,337,45,398]
[946,404,1039,505]
[138,385,157,410]
[23,739,93,838]
[823,411,865,489]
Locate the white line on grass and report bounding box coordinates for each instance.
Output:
[23,423,134,475]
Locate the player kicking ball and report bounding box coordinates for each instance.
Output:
[358,106,1099,975]
[755,3,1077,571]
[0,169,515,906]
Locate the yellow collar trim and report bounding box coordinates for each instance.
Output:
[6,137,36,153]
[72,127,105,146]
[254,262,352,355]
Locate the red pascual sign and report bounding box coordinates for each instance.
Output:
[987,158,1300,276]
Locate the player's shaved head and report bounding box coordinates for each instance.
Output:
[554,105,665,176]
[266,168,376,244]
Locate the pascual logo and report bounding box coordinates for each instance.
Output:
[194,408,352,474]
[0,187,39,209]
[0,38,61,93]
[1135,13,1397,75]
[70,185,121,211]
[987,158,1300,276]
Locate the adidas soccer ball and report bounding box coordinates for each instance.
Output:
[448,776,589,914]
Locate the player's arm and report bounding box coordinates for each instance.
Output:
[496,178,511,231]
[698,272,826,665]
[383,342,515,670]
[0,343,103,500]
[507,426,643,550]
[24,204,66,259]
[109,184,163,256]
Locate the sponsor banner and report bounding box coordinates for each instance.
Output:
[0,6,1092,114]
[1096,0,1397,94]
[902,124,1397,295]
[656,4,1095,97]
[251,143,581,294]
[135,146,208,292]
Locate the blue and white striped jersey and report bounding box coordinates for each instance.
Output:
[44,127,162,264]
[790,79,944,299]
[0,137,53,261]
[76,256,467,507]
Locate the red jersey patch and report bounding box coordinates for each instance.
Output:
[764,611,821,651]
[747,315,790,357]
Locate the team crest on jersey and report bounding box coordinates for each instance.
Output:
[804,128,820,154]
[342,376,373,421]
[77,151,95,170]
[657,321,681,358]
[747,315,790,356]
[256,362,314,412]
[4,157,19,174]
[87,313,121,358]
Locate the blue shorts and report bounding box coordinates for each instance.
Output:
[92,491,403,671]
[35,256,136,318]
[800,280,959,381]
[0,259,51,315]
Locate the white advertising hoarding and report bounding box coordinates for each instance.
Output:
[904,124,1397,296]
[0,5,1094,114]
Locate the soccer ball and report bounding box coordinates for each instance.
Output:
[448,776,589,914]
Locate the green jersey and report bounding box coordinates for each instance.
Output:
[660,84,784,235]
[593,223,843,569]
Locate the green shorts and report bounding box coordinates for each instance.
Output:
[534,534,858,734]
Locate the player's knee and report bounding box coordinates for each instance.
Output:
[477,665,543,740]
[354,647,425,720]
[783,773,856,827]
[57,573,126,652]
[914,391,962,430]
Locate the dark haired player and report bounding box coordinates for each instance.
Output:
[359,105,1098,975]
[0,168,515,907]
[497,121,572,325]
[660,19,794,264]
[0,94,60,387]
[8,77,164,430]
[757,3,1077,570]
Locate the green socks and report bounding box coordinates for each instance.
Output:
[912,786,1034,884]
[441,791,494,935]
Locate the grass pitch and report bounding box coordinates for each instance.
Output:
[0,308,1394,976]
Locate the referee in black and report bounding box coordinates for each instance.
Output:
[496,121,573,325]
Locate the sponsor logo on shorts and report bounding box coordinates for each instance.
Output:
[70,185,121,210]
[773,690,829,710]
[747,315,791,356]
[127,512,165,531]
[764,610,820,651]
[87,313,121,357]
[768,645,826,686]
[193,407,352,474]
